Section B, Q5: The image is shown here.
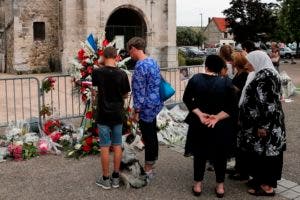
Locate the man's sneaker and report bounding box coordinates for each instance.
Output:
[145,170,155,183]
[96,177,111,189]
[111,177,120,188]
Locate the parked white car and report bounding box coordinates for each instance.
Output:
[280,47,296,58]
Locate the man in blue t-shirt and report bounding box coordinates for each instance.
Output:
[127,37,163,181]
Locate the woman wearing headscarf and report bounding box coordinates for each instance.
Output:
[238,50,286,196]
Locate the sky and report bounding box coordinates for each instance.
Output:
[176,0,277,26]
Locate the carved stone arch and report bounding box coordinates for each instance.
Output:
[105,5,149,48]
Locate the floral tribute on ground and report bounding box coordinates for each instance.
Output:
[0,33,138,163]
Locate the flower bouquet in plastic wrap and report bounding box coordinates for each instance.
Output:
[2,120,40,161]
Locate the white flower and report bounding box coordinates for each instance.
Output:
[85,75,92,81]
[13,140,24,146]
[74,144,82,150]
[60,135,71,142]
[67,151,75,157]
[24,132,39,144]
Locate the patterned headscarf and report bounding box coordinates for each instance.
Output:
[238,50,279,107]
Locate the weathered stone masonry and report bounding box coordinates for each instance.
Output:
[3,0,177,73]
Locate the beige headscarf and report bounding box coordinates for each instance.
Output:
[238,50,279,107]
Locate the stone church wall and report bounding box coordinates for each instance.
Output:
[61,0,177,71]
[4,0,177,72]
[11,0,59,72]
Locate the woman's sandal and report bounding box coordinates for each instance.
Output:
[215,187,225,198]
[248,187,275,196]
[192,187,202,196]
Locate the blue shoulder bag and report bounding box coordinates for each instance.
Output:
[159,76,175,102]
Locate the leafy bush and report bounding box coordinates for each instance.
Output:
[178,52,186,66]
[186,58,204,66]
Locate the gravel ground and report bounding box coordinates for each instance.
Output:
[0,146,287,200]
[280,60,300,184]
[1,60,299,200]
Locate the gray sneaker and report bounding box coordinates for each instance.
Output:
[111,177,120,188]
[146,170,155,183]
[96,177,111,189]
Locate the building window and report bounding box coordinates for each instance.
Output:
[224,32,228,39]
[33,22,45,41]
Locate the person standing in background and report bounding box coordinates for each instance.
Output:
[228,52,249,181]
[269,42,280,72]
[219,45,234,79]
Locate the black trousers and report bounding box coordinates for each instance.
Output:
[194,150,227,183]
[139,118,158,165]
[251,151,283,188]
[235,150,251,179]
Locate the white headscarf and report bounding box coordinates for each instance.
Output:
[246,50,278,74]
[238,50,279,107]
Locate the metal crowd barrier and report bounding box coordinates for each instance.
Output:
[0,77,41,128]
[41,74,85,124]
[160,65,204,105]
[0,65,203,128]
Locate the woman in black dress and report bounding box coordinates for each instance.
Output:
[183,55,237,198]
[228,52,249,180]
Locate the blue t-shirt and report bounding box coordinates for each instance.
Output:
[132,57,163,122]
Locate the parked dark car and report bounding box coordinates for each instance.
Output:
[205,48,218,56]
[178,46,205,58]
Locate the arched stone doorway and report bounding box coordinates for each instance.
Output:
[105,7,147,49]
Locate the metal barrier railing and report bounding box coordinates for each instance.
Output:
[0,77,41,127]
[0,65,204,128]
[160,65,204,104]
[41,74,85,124]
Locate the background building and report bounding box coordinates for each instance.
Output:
[203,17,235,48]
[0,0,177,73]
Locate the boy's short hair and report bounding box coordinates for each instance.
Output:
[127,37,146,52]
[205,55,226,74]
[103,46,117,59]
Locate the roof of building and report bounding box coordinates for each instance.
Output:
[212,17,228,32]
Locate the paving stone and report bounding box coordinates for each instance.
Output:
[280,190,300,199]
[279,179,298,188]
[276,185,288,193]
[292,185,300,193]
[278,178,287,183]
[294,196,300,200]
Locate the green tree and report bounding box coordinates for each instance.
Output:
[176,27,205,46]
[223,0,279,43]
[278,0,300,54]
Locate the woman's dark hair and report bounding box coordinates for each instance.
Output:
[205,55,226,73]
[241,40,257,53]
